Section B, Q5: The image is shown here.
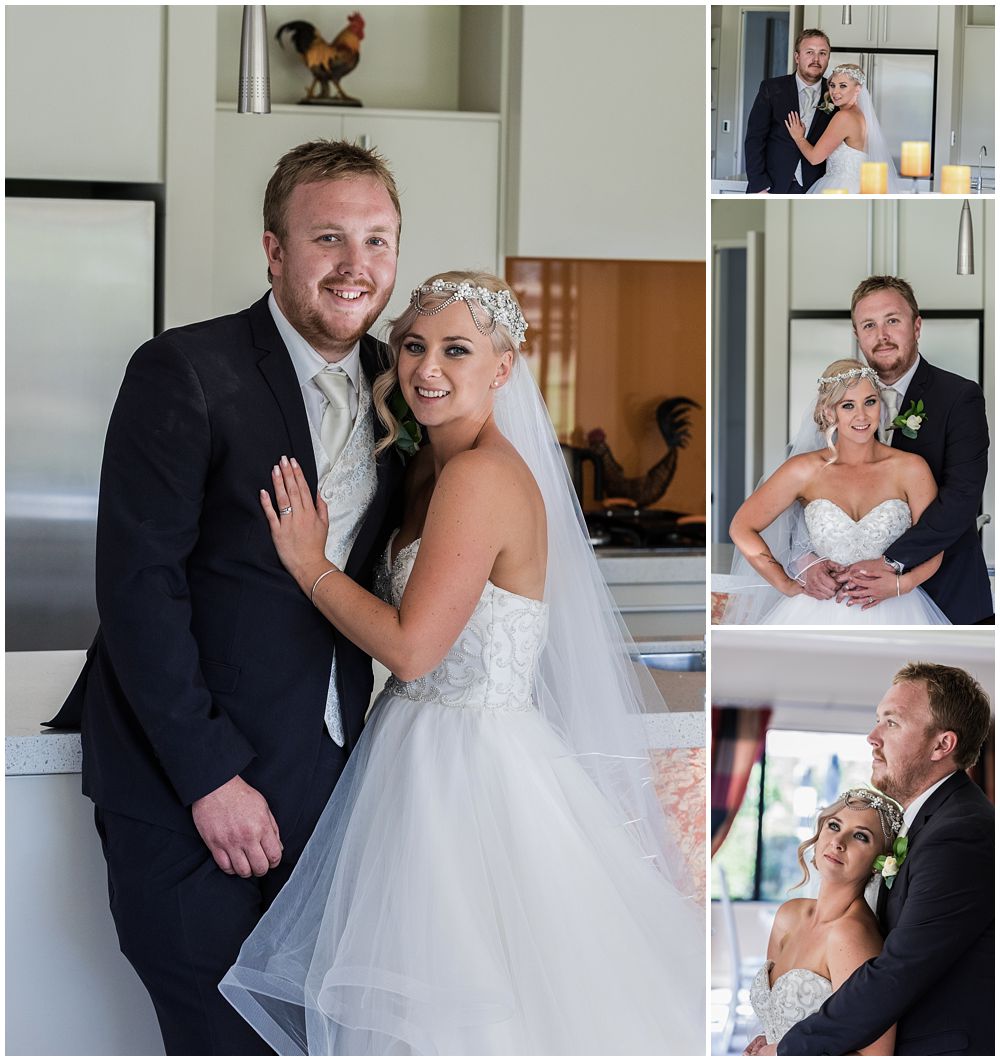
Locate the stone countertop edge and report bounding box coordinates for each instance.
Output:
[7,649,706,776]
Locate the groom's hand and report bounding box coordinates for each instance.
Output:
[835,557,897,609]
[192,775,283,878]
[799,561,841,600]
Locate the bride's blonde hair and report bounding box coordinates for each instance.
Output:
[372,271,524,456]
[822,63,865,110]
[813,358,880,463]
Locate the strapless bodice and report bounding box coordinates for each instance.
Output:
[825,142,866,188]
[749,960,833,1045]
[374,537,548,712]
[802,498,911,565]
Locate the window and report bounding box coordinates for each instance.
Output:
[713,728,874,901]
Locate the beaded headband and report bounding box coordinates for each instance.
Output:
[830,63,866,88]
[817,365,880,386]
[410,279,528,347]
[838,788,904,844]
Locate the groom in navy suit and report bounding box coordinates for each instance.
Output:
[836,276,993,624]
[745,29,834,193]
[48,141,405,1054]
[756,663,994,1055]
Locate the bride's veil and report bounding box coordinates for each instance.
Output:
[713,400,828,624]
[858,84,904,192]
[494,359,696,897]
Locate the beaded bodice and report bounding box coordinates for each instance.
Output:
[749,961,834,1045]
[375,538,548,712]
[823,142,866,191]
[802,498,911,565]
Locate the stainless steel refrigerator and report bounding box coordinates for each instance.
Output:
[6,195,156,649]
[830,48,937,176]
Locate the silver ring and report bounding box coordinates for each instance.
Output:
[279,505,293,516]
[867,596,875,605]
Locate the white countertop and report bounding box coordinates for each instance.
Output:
[6,650,705,776]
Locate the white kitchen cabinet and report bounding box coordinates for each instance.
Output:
[804,6,938,49]
[958,26,995,169]
[5,6,164,183]
[897,199,987,310]
[788,202,869,311]
[212,107,500,327]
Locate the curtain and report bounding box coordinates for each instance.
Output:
[710,705,771,856]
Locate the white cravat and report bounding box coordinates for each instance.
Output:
[795,84,819,187]
[313,367,354,468]
[880,385,901,445]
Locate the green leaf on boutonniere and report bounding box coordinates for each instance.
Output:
[388,388,421,458]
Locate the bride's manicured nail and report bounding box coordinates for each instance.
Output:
[280,455,290,467]
[273,465,280,476]
[291,457,299,469]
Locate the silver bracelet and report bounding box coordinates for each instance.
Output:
[309,567,338,606]
[896,572,901,597]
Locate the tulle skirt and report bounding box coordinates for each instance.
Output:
[220,691,705,1055]
[762,585,950,624]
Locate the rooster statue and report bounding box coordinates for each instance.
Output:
[276,13,365,106]
[586,396,700,509]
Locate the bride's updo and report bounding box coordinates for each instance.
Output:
[793,787,902,890]
[372,271,526,455]
[813,358,881,462]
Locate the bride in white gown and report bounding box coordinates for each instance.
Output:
[784,64,902,193]
[744,789,901,1056]
[727,360,949,625]
[219,273,704,1054]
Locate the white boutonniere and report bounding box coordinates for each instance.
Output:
[873,836,908,889]
[818,98,837,114]
[892,400,926,440]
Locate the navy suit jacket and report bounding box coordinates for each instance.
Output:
[779,772,995,1055]
[745,74,833,193]
[49,295,404,836]
[886,357,992,624]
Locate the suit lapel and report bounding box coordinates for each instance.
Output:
[250,295,319,492]
[891,357,933,451]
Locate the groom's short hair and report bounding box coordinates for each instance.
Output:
[263,139,402,241]
[894,662,993,770]
[794,28,832,52]
[851,276,920,321]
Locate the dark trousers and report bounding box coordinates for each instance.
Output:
[95,741,347,1055]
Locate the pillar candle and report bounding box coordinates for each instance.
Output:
[860,162,888,194]
[940,165,971,194]
[900,141,931,178]
[821,189,849,194]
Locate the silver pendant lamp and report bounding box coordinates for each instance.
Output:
[238,6,270,114]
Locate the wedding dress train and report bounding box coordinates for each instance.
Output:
[220,538,705,1055]
[761,498,950,624]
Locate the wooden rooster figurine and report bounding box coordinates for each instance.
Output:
[276,13,365,106]
[586,397,700,509]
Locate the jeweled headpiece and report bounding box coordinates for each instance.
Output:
[830,63,866,88]
[817,365,880,386]
[410,279,528,346]
[839,788,904,844]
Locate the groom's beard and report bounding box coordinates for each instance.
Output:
[871,751,934,806]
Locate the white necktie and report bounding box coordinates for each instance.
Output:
[880,386,901,445]
[794,86,818,187]
[314,367,353,468]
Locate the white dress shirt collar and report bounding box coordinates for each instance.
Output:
[795,73,821,98]
[901,771,955,834]
[268,291,361,392]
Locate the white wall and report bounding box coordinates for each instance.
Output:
[508,5,706,261]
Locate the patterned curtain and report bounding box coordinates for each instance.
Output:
[710,705,771,856]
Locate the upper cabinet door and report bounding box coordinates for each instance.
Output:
[6,6,164,183]
[804,6,880,48]
[877,5,939,49]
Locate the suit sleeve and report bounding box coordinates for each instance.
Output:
[887,383,989,570]
[777,813,994,1055]
[745,81,772,192]
[96,337,256,806]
